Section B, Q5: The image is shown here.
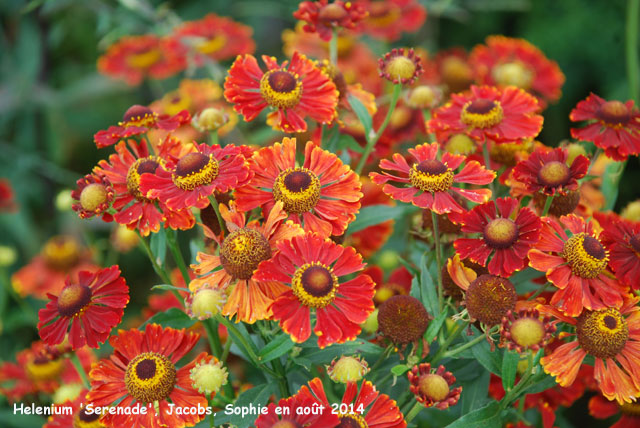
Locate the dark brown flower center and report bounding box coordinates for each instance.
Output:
[126,157,160,201]
[418,373,450,402]
[597,100,631,125]
[583,235,606,259]
[466,99,497,114]
[563,233,608,278]
[172,153,219,191]
[377,295,430,345]
[273,168,321,214]
[337,414,368,428]
[416,159,448,175]
[220,228,272,280]
[137,159,160,175]
[483,218,519,249]
[122,105,153,123]
[576,308,628,359]
[268,71,298,93]
[125,352,176,403]
[77,407,101,422]
[300,266,334,297]
[284,170,313,192]
[537,161,570,187]
[292,262,338,308]
[465,274,517,326]
[57,283,92,317]
[175,153,210,177]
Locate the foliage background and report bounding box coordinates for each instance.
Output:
[0,0,637,426]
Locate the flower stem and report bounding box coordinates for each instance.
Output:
[541,194,555,217]
[166,229,191,286]
[430,321,465,364]
[404,401,423,424]
[208,195,226,235]
[528,282,550,301]
[209,131,219,147]
[329,28,338,65]
[136,231,174,288]
[69,353,90,389]
[443,332,487,359]
[431,210,444,312]
[627,0,640,103]
[355,84,402,175]
[204,318,224,358]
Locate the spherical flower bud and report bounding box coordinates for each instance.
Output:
[326,355,370,383]
[190,358,228,395]
[407,85,441,109]
[379,48,424,85]
[564,142,588,165]
[186,287,227,320]
[408,363,462,409]
[71,173,115,220]
[0,245,17,267]
[193,107,229,132]
[500,308,556,353]
[55,190,73,212]
[111,225,139,253]
[443,134,476,156]
[52,383,84,404]
[622,200,640,222]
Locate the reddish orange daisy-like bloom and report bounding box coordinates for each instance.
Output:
[95,139,195,236]
[71,173,115,221]
[173,13,255,62]
[38,265,129,349]
[408,363,462,409]
[590,393,640,428]
[255,234,374,348]
[370,142,495,214]
[294,0,368,41]
[512,146,589,196]
[570,93,640,161]
[98,35,186,86]
[224,51,338,132]
[470,35,565,106]
[358,0,426,42]
[594,212,640,290]
[93,104,190,148]
[139,142,252,211]
[428,85,543,143]
[0,178,17,212]
[235,138,362,237]
[189,201,303,324]
[44,389,106,428]
[87,324,211,428]
[540,295,640,404]
[453,197,541,277]
[528,214,627,317]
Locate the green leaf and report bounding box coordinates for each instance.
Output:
[297,338,383,365]
[444,401,502,428]
[139,308,195,330]
[391,364,410,376]
[460,369,490,414]
[425,310,448,343]
[213,383,275,428]
[519,373,558,396]
[467,330,501,375]
[602,160,626,210]
[151,284,189,292]
[411,254,439,316]
[149,228,167,266]
[347,205,413,235]
[258,333,295,363]
[501,350,520,391]
[348,94,373,139]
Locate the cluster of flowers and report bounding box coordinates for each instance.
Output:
[2,1,640,428]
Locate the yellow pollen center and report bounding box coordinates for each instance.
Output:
[598,100,631,126]
[292,262,338,309]
[26,356,64,381]
[125,352,176,403]
[42,237,80,271]
[127,157,161,201]
[409,159,454,193]
[510,317,545,348]
[492,62,534,90]
[272,168,321,214]
[260,70,302,109]
[220,228,272,280]
[483,218,519,249]
[80,183,108,212]
[197,35,227,54]
[57,283,92,317]
[537,161,570,187]
[418,374,450,402]
[337,413,369,428]
[408,86,437,109]
[386,56,417,81]
[172,153,220,191]
[460,99,504,128]
[127,49,161,69]
[562,233,608,279]
[577,308,629,359]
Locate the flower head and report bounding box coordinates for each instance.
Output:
[408,363,462,409]
[294,0,368,41]
[378,295,429,345]
[189,359,228,395]
[224,52,338,132]
[453,197,541,277]
[236,138,362,237]
[428,85,543,143]
[327,355,370,383]
[464,274,517,326]
[528,214,627,317]
[358,0,426,42]
[38,266,129,349]
[370,142,495,214]
[570,93,640,160]
[255,234,374,348]
[500,308,556,353]
[379,48,423,85]
[513,147,589,196]
[594,211,640,290]
[71,173,115,221]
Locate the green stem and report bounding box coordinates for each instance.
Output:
[209,131,219,147]
[355,84,402,175]
[431,321,465,364]
[136,231,173,286]
[329,28,338,65]
[221,336,232,363]
[404,401,424,424]
[370,344,393,373]
[627,0,640,102]
[204,318,224,358]
[528,282,550,301]
[482,141,496,197]
[272,358,291,397]
[431,210,444,312]
[541,194,555,217]
[502,351,535,408]
[586,147,602,175]
[69,353,90,389]
[166,229,191,286]
[208,195,226,235]
[443,333,486,359]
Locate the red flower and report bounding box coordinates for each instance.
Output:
[139,142,252,211]
[93,104,190,148]
[255,234,374,348]
[97,35,186,85]
[189,200,303,324]
[540,296,640,404]
[428,85,543,143]
[453,197,541,277]
[528,214,627,317]
[294,0,368,41]
[86,324,211,428]
[358,0,426,42]
[0,178,17,212]
[370,142,495,214]
[235,137,362,237]
[71,173,115,221]
[38,266,129,349]
[365,265,412,305]
[224,51,338,132]
[590,393,640,428]
[512,146,589,196]
[594,211,640,290]
[95,139,195,236]
[173,13,255,62]
[470,35,565,106]
[570,93,640,160]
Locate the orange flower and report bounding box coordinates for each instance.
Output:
[358,0,426,42]
[293,0,368,41]
[236,138,362,237]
